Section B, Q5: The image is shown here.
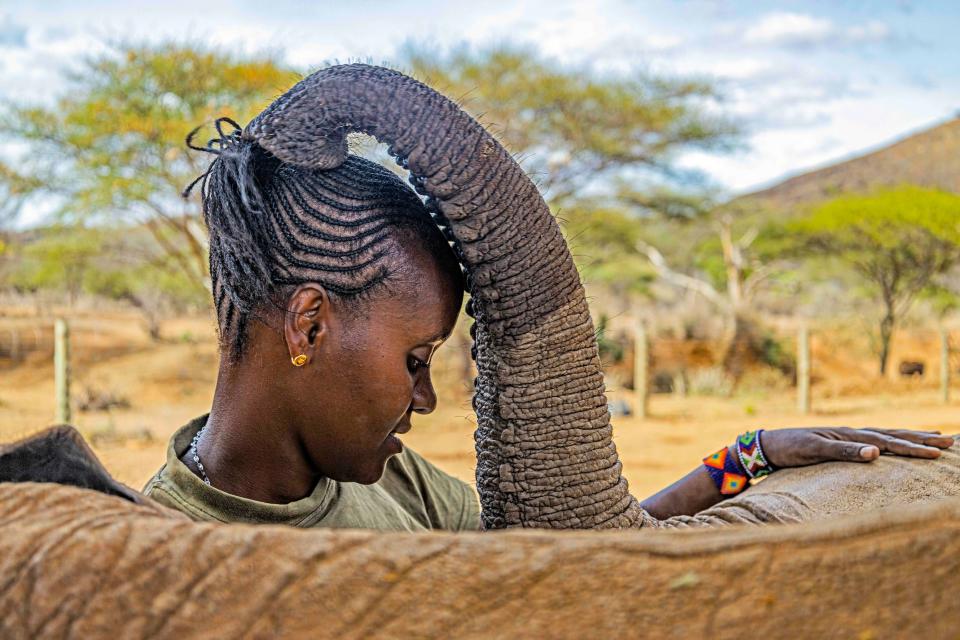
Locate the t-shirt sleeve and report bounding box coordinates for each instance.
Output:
[142,469,213,522]
[455,482,482,531]
[389,448,482,532]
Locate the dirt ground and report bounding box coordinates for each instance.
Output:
[1,310,958,499]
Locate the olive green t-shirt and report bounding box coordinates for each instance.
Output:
[143,416,481,532]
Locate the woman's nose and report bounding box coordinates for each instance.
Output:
[411,372,437,415]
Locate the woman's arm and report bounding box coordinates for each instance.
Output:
[640,427,954,520]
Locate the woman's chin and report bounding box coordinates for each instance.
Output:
[349,439,403,485]
[385,433,404,456]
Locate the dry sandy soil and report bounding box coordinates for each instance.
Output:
[1,311,958,498]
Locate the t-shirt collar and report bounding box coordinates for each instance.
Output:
[164,415,335,525]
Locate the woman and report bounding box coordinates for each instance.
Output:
[143,138,479,531]
[144,65,953,531]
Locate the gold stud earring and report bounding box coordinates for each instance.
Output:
[291,354,308,367]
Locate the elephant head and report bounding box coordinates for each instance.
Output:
[0,425,146,505]
[245,64,648,529]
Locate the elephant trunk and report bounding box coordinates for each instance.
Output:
[246,64,648,529]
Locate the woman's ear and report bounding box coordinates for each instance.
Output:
[283,284,330,366]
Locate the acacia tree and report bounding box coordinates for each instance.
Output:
[0,42,297,295]
[795,187,960,375]
[0,161,39,223]
[402,44,737,207]
[0,161,42,286]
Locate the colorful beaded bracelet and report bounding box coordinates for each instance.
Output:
[736,430,775,479]
[702,446,748,495]
[703,429,777,496]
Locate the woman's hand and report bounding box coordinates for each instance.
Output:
[642,427,955,520]
[761,427,955,468]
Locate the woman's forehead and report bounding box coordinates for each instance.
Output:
[385,281,460,341]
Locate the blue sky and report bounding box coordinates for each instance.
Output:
[1,0,957,213]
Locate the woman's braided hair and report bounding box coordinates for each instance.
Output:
[184,118,460,359]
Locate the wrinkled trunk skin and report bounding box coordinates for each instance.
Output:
[247,64,644,529]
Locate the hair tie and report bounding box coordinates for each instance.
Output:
[182,117,246,198]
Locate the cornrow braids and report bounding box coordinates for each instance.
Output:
[185,118,460,359]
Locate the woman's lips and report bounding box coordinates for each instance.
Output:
[386,419,412,454]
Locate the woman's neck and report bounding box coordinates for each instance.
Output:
[187,357,320,504]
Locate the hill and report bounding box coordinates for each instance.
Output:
[744,117,960,211]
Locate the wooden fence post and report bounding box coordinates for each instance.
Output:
[9,328,19,362]
[797,324,811,415]
[941,327,951,405]
[634,321,649,419]
[55,318,71,424]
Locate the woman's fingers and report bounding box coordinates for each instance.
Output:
[820,429,943,460]
[817,439,879,462]
[860,428,954,449]
[872,435,943,458]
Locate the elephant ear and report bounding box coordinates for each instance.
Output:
[0,426,146,505]
[241,64,647,530]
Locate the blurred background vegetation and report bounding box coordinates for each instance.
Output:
[0,39,958,398]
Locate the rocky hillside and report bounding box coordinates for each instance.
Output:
[744,117,960,212]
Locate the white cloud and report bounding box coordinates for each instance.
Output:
[0,27,107,105]
[634,33,684,53]
[681,57,776,81]
[665,51,862,130]
[743,12,834,46]
[741,12,893,48]
[677,82,953,193]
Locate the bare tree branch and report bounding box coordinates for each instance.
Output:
[743,263,779,301]
[636,240,730,310]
